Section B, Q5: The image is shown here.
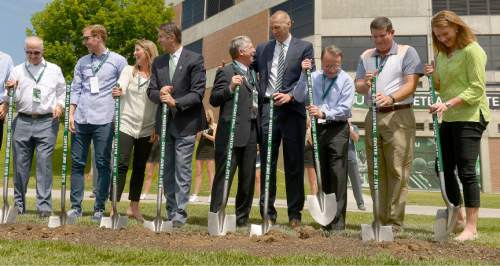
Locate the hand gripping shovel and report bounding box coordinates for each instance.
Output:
[143,103,173,232]
[361,76,393,242]
[0,85,17,224]
[250,96,274,236]
[207,85,239,236]
[304,70,337,226]
[49,84,76,228]
[100,85,128,229]
[429,75,460,242]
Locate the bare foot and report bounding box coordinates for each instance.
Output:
[452,220,465,233]
[454,229,477,241]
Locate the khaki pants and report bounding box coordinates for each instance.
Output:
[365,108,415,227]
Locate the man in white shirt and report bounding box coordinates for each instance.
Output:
[0,50,14,150]
[6,36,65,217]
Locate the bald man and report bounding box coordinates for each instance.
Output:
[6,36,65,217]
[251,10,314,227]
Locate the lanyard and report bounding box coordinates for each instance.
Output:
[91,51,110,75]
[24,62,47,85]
[321,74,337,101]
[375,55,388,74]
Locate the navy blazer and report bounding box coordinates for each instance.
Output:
[147,48,207,137]
[252,37,314,117]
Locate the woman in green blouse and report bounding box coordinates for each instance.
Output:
[425,10,490,241]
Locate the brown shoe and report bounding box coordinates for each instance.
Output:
[289,218,301,229]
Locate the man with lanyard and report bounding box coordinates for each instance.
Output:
[355,17,423,232]
[295,45,354,232]
[6,36,65,217]
[68,24,127,221]
[0,49,14,150]
[209,36,259,227]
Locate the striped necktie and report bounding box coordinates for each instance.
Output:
[169,54,176,81]
[275,42,285,92]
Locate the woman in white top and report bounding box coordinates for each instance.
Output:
[111,39,159,221]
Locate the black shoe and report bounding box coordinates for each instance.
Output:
[172,220,184,228]
[236,220,249,227]
[38,211,51,218]
[289,218,301,229]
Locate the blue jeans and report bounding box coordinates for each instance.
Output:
[70,122,113,212]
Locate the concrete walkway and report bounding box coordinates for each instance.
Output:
[11,188,500,218]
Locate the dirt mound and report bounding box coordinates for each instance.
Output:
[1,224,499,263]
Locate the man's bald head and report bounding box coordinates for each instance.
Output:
[270,10,291,43]
[24,36,44,64]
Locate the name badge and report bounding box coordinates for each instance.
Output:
[317,118,326,124]
[33,88,41,103]
[90,76,100,94]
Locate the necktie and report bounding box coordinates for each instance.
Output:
[275,42,285,92]
[169,54,176,81]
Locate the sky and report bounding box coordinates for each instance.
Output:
[0,0,52,64]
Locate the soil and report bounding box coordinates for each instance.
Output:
[1,223,499,263]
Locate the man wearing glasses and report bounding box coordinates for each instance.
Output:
[68,24,127,221]
[0,49,14,150]
[295,45,355,232]
[6,36,65,217]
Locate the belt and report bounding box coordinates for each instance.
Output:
[375,104,412,113]
[19,112,53,119]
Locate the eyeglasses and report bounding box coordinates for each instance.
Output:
[25,50,41,56]
[323,64,341,70]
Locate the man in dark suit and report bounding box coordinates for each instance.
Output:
[147,22,206,227]
[209,36,259,227]
[252,10,314,227]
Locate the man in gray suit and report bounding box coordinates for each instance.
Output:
[147,22,207,227]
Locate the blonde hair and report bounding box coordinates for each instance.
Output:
[133,39,159,77]
[431,10,476,54]
[82,24,108,43]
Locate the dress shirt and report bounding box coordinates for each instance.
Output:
[170,46,183,67]
[9,59,65,114]
[266,34,292,97]
[294,69,354,121]
[71,49,127,125]
[117,65,157,138]
[0,51,14,104]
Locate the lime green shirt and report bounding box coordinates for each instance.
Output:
[433,41,491,122]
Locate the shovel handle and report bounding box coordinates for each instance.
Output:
[263,96,274,222]
[3,87,15,204]
[305,70,324,195]
[60,83,71,210]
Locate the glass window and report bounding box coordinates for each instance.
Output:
[182,0,205,30]
[432,0,500,15]
[270,0,314,39]
[206,0,234,18]
[185,39,203,55]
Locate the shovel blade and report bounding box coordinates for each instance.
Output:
[434,208,449,242]
[361,223,393,242]
[144,217,173,233]
[100,214,128,230]
[250,220,272,237]
[48,213,76,228]
[0,206,17,224]
[306,192,337,226]
[208,211,236,236]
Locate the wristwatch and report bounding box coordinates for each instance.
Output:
[445,102,452,108]
[389,95,396,104]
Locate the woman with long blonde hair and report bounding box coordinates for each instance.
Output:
[111,39,159,221]
[424,10,490,241]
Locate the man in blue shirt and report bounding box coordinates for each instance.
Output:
[295,45,355,232]
[0,50,14,150]
[68,24,127,221]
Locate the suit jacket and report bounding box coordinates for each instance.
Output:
[210,63,260,148]
[147,48,207,137]
[252,37,314,118]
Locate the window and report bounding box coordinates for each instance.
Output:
[477,35,500,71]
[270,0,314,39]
[322,36,428,72]
[185,39,203,55]
[206,0,234,18]
[182,0,205,30]
[432,0,500,15]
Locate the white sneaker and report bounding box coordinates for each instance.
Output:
[189,194,198,202]
[207,195,211,203]
[140,194,147,200]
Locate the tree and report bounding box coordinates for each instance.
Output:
[28,0,174,80]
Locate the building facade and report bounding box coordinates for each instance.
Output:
[166,0,500,193]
